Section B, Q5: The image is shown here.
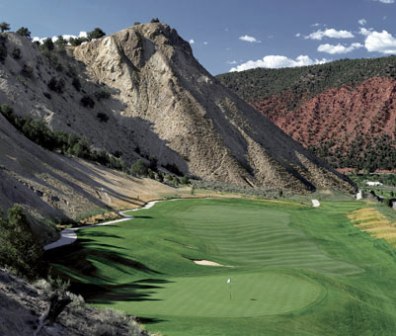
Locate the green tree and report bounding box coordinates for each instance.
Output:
[55,35,67,49]
[16,27,31,38]
[0,22,10,33]
[69,37,87,46]
[130,159,149,177]
[41,37,55,51]
[0,205,43,278]
[87,27,105,41]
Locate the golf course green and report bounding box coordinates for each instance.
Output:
[49,198,396,336]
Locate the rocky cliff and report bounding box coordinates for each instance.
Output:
[71,22,353,191]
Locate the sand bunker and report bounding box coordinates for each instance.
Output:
[193,260,224,267]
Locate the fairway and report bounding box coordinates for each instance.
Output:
[48,198,396,336]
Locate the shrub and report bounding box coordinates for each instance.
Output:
[87,28,106,41]
[72,77,81,91]
[0,104,13,118]
[0,36,7,62]
[43,92,52,99]
[94,89,111,100]
[0,205,43,278]
[20,64,34,78]
[16,27,31,38]
[48,77,65,93]
[130,159,149,177]
[0,22,10,33]
[41,38,55,52]
[80,95,95,108]
[96,112,109,122]
[69,37,88,46]
[180,176,190,184]
[54,35,67,49]
[11,47,21,59]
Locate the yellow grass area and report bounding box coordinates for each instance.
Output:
[348,208,396,246]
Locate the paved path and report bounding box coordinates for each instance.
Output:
[44,201,159,251]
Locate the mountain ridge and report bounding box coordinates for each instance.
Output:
[218,57,396,171]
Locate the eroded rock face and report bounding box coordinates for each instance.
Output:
[0,23,354,193]
[72,22,353,192]
[249,77,396,163]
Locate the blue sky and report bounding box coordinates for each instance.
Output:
[1,0,396,74]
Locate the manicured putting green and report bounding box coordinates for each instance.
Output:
[119,272,324,317]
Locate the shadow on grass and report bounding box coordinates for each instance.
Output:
[81,231,123,239]
[136,316,166,325]
[76,278,172,303]
[44,239,166,303]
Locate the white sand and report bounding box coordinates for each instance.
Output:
[193,260,224,267]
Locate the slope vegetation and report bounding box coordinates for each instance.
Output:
[218,58,396,170]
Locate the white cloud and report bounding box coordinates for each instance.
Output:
[226,60,237,65]
[239,35,261,43]
[203,41,208,45]
[372,0,394,3]
[230,55,329,72]
[359,27,373,36]
[358,18,367,26]
[305,28,354,40]
[364,29,396,54]
[32,31,88,44]
[318,42,363,54]
[189,39,195,44]
[295,33,301,37]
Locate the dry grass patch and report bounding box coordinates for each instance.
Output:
[348,208,396,246]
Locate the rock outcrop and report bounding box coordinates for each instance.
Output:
[71,23,352,191]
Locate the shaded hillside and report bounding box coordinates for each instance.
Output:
[218,58,396,171]
[71,23,353,192]
[0,268,147,336]
[0,108,173,242]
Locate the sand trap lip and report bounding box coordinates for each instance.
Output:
[193,260,224,267]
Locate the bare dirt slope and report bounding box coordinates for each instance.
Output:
[72,22,352,192]
[0,111,173,242]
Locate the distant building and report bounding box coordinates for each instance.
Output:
[312,199,320,208]
[366,181,383,186]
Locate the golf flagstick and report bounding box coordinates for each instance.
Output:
[227,277,231,300]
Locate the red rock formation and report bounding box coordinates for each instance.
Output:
[252,77,396,151]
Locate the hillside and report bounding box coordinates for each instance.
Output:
[0,23,354,195]
[218,58,396,171]
[0,106,174,242]
[0,268,147,336]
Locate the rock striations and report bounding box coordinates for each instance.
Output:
[0,21,354,228]
[72,22,353,192]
